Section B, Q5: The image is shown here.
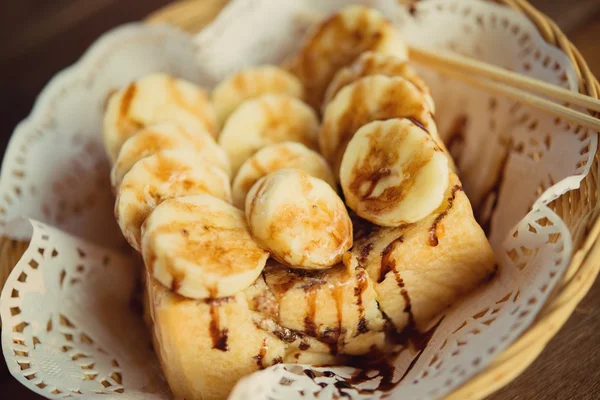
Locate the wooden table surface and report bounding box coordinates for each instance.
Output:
[0,1,599,399]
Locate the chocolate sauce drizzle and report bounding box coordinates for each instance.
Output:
[332,284,346,350]
[299,314,441,396]
[354,270,369,334]
[253,338,268,368]
[428,185,463,246]
[396,317,445,385]
[303,285,339,354]
[344,357,398,393]
[270,323,302,343]
[358,242,373,265]
[304,286,319,337]
[407,117,429,134]
[327,317,444,395]
[207,298,231,352]
[378,236,404,284]
[170,277,182,293]
[299,341,310,351]
[378,236,416,330]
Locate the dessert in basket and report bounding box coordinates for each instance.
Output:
[103,6,495,400]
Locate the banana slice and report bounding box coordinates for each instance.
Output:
[232,142,335,208]
[261,260,386,355]
[146,279,286,400]
[115,149,231,251]
[287,5,407,109]
[103,73,217,163]
[323,51,435,113]
[212,65,304,127]
[111,123,231,189]
[142,194,269,299]
[218,94,319,176]
[340,119,449,226]
[246,169,353,269]
[320,75,438,176]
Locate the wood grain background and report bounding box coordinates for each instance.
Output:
[0,0,599,398]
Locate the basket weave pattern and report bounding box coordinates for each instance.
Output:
[1,0,599,398]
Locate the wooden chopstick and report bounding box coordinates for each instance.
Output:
[427,65,600,132]
[409,46,600,114]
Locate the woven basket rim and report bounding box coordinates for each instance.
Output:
[0,0,598,399]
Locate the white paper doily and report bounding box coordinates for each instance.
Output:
[0,1,597,399]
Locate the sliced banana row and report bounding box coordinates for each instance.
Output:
[106,68,341,302]
[115,149,231,251]
[219,94,319,176]
[246,169,352,270]
[232,142,335,208]
[287,5,408,110]
[340,119,450,226]
[111,123,231,189]
[142,195,269,299]
[212,65,304,128]
[103,73,217,163]
[106,74,234,264]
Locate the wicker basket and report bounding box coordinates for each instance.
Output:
[2,0,599,398]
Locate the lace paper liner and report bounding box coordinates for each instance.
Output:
[0,0,596,399]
